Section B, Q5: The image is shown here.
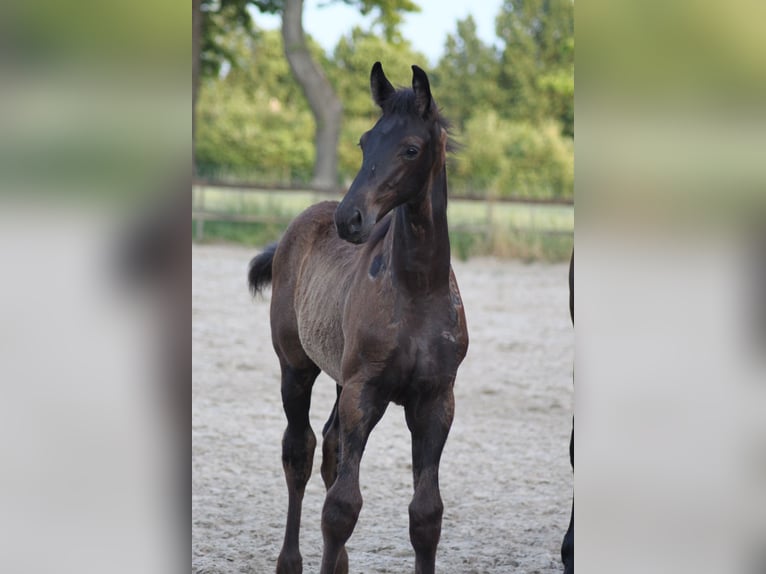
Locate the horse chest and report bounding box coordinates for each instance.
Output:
[404,318,466,379]
[342,297,465,394]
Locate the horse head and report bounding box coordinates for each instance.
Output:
[335,62,447,244]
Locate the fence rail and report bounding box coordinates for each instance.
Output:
[192,178,574,205]
[191,179,573,243]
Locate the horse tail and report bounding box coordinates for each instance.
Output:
[248,242,278,296]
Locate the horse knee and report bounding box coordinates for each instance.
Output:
[322,481,362,544]
[282,426,316,488]
[408,490,444,552]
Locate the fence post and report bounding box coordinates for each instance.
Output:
[486,191,496,247]
[195,185,205,241]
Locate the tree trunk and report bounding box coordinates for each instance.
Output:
[281,0,343,189]
[192,0,202,177]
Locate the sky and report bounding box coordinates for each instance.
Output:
[253,0,505,67]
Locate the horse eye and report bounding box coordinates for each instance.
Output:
[404,146,419,159]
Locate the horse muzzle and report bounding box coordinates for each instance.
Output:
[335,204,371,244]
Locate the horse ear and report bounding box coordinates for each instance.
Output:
[370,62,395,109]
[411,65,432,118]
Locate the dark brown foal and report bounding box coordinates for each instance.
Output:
[561,250,574,574]
[249,62,468,574]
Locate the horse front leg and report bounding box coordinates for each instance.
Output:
[319,382,388,574]
[320,385,348,574]
[404,385,455,574]
[276,362,320,574]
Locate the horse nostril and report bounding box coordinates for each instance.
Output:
[349,209,362,232]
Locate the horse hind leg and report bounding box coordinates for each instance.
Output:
[404,386,455,574]
[561,420,574,574]
[276,361,320,574]
[320,384,348,574]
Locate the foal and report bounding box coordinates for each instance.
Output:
[249,62,468,574]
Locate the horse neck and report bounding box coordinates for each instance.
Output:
[389,162,451,295]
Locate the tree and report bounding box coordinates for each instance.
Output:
[192,0,281,176]
[433,16,501,132]
[495,0,574,136]
[195,28,316,181]
[193,0,419,186]
[281,0,343,188]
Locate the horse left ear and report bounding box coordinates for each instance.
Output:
[371,62,395,109]
[411,65,432,118]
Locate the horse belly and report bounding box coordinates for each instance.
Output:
[295,289,345,383]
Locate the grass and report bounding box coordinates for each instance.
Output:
[194,220,284,247]
[193,186,573,261]
[450,228,573,262]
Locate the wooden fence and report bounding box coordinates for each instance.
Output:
[192,179,573,242]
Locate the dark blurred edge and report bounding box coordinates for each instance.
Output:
[0,0,190,572]
[577,1,766,573]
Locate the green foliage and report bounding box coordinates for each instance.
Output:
[430,7,573,199]
[195,220,284,246]
[201,0,281,78]
[432,16,501,131]
[496,0,574,136]
[200,0,419,77]
[347,0,421,42]
[501,120,573,199]
[449,230,478,261]
[196,29,316,182]
[489,229,573,262]
[195,0,574,201]
[452,112,573,199]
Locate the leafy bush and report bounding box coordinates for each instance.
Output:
[196,80,315,183]
[450,112,573,199]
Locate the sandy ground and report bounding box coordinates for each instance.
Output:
[192,243,573,574]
